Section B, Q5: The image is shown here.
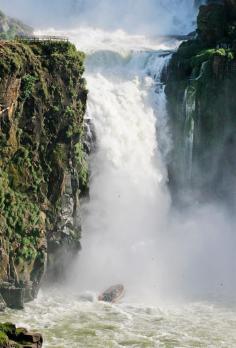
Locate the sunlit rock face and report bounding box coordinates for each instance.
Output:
[0,40,88,308]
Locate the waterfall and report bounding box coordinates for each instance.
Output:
[31,0,236,303]
[183,85,196,183]
[42,28,175,299]
[181,61,208,189]
[2,7,236,346]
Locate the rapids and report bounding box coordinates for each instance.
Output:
[1,289,236,347]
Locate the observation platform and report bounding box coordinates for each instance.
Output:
[14,35,69,43]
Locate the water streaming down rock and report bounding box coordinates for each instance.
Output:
[66,27,236,301]
[182,86,196,184]
[33,28,178,302]
[72,43,173,299]
[180,60,208,190]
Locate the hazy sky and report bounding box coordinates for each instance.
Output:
[0,0,196,35]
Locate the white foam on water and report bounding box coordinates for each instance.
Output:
[1,289,236,347]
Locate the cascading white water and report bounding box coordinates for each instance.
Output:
[62,30,176,300]
[183,86,196,183]
[81,58,168,289]
[33,26,236,303]
[33,26,179,300]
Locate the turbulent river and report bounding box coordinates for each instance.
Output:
[1,27,236,347]
[1,290,236,347]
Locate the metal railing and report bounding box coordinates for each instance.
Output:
[15,35,69,43]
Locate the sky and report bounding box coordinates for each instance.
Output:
[0,0,196,35]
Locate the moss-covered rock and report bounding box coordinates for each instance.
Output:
[0,322,43,347]
[0,331,9,346]
[0,39,88,307]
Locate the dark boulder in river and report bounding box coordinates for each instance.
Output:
[0,322,43,347]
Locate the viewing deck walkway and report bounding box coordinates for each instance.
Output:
[15,35,69,43]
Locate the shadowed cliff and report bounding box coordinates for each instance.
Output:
[166,0,236,207]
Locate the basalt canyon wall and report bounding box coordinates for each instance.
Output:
[166,0,236,207]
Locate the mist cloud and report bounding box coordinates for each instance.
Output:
[0,0,196,35]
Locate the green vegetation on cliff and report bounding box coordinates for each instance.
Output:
[0,39,88,308]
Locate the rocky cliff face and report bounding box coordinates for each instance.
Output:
[166,0,236,206]
[0,39,88,308]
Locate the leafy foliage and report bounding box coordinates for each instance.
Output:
[21,74,37,100]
